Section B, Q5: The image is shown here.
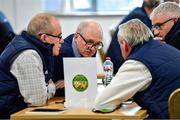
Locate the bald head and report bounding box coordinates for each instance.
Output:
[27,13,61,38]
[76,19,103,41]
[74,19,103,57]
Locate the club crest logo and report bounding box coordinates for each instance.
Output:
[72,74,88,92]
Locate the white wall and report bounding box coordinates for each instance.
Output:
[0,0,125,74]
[0,0,124,51]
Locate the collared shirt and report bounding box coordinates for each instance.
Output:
[94,60,152,110]
[72,38,81,57]
[10,50,55,106]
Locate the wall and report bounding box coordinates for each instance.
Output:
[0,0,125,74]
[0,0,124,51]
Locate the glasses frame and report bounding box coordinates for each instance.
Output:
[152,18,174,30]
[39,33,62,39]
[77,33,103,50]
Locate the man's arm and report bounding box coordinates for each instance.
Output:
[10,50,54,106]
[94,60,152,111]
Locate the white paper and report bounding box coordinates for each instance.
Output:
[63,58,97,108]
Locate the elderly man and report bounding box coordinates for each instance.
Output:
[53,19,103,96]
[94,19,180,119]
[106,0,160,74]
[0,13,64,118]
[150,2,180,49]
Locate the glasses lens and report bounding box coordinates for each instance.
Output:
[154,25,160,30]
[97,45,102,49]
[152,18,174,30]
[78,33,103,50]
[50,34,62,39]
[92,43,103,50]
[97,42,103,49]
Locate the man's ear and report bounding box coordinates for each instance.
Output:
[125,41,131,52]
[121,40,127,52]
[39,34,46,42]
[173,18,178,23]
[120,40,132,60]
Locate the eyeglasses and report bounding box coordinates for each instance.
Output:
[39,33,62,39]
[77,33,103,50]
[152,18,174,30]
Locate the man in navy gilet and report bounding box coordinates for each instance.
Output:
[106,0,160,74]
[53,20,103,96]
[150,2,180,50]
[0,13,64,119]
[94,19,180,119]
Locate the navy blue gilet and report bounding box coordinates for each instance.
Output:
[0,31,53,118]
[165,19,180,50]
[128,38,180,118]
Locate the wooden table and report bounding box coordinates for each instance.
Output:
[11,97,147,120]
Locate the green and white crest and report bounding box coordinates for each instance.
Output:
[72,74,88,92]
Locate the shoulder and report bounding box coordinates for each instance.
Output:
[127,7,144,16]
[20,49,41,58]
[14,50,42,65]
[64,34,74,44]
[122,7,147,23]
[60,34,74,56]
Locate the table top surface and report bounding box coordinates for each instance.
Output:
[11,97,147,120]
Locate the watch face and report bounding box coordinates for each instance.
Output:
[72,74,88,92]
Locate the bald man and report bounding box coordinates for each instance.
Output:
[53,19,103,96]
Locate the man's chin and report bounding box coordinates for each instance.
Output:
[82,53,93,57]
[53,52,60,56]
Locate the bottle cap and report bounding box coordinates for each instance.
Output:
[105,57,111,60]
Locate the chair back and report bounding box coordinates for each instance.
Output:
[168,88,180,119]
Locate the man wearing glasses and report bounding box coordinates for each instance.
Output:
[0,13,64,119]
[150,2,180,49]
[53,19,103,96]
[106,0,160,75]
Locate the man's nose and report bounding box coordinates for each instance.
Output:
[153,28,160,37]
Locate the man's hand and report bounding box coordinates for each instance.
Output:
[47,80,56,99]
[55,80,64,90]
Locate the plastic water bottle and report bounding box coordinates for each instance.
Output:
[103,57,113,86]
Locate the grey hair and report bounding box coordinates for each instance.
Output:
[76,19,103,38]
[27,13,55,37]
[118,19,153,47]
[163,0,179,4]
[150,2,180,20]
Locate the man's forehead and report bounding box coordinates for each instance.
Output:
[84,30,102,38]
[152,15,166,24]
